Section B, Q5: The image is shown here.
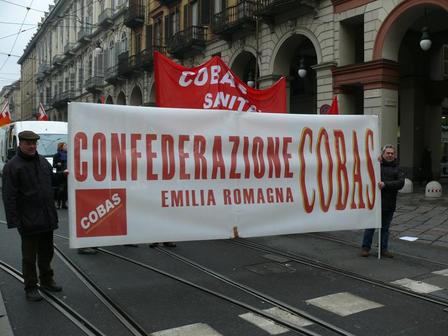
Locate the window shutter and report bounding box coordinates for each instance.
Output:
[146,24,153,49]
[164,15,170,44]
[201,0,210,25]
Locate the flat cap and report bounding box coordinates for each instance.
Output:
[18,130,40,141]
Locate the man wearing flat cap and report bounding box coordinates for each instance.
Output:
[2,130,63,301]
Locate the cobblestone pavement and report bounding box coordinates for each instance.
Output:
[392,187,448,248]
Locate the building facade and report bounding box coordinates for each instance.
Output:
[0,81,21,121]
[18,0,448,179]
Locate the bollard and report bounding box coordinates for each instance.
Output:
[399,178,413,193]
[425,181,442,198]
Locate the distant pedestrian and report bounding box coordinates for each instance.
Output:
[361,144,404,258]
[2,131,63,302]
[53,142,68,209]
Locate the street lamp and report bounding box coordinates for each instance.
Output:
[420,27,432,51]
[420,8,432,51]
[247,72,255,88]
[298,58,307,78]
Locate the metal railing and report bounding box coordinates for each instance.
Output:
[168,26,207,54]
[213,0,256,33]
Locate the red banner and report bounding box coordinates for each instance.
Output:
[154,52,286,113]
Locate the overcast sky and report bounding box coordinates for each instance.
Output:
[0,0,53,91]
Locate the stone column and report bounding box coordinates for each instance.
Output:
[312,62,336,114]
[364,88,398,149]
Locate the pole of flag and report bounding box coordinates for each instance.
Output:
[37,102,49,121]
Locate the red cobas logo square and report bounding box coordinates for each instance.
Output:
[76,189,127,237]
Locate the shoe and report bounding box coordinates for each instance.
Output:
[149,243,159,248]
[163,242,176,247]
[381,250,394,258]
[361,249,369,257]
[26,288,43,302]
[78,247,98,255]
[40,281,62,292]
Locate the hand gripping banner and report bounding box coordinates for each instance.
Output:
[154,51,286,113]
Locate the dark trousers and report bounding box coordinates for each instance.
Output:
[362,209,394,252]
[21,232,54,290]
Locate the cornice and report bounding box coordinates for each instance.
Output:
[331,0,376,14]
[332,59,400,91]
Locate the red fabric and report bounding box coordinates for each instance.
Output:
[154,51,286,113]
[0,101,11,126]
[37,103,49,121]
[327,96,339,115]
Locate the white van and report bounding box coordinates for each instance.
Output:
[0,121,68,176]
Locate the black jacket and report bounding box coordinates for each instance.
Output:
[381,159,405,211]
[2,148,58,236]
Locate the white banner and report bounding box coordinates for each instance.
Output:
[68,103,380,248]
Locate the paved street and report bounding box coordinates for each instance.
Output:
[1,188,448,336]
[392,188,448,248]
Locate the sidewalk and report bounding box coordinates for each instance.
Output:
[392,186,448,248]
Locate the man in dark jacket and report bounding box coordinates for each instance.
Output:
[2,130,63,301]
[361,144,404,258]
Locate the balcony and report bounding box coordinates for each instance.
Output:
[105,65,122,84]
[256,0,318,24]
[167,26,207,58]
[212,0,256,38]
[64,42,77,56]
[36,63,50,81]
[98,8,113,28]
[124,0,144,28]
[52,54,65,66]
[52,90,75,107]
[85,75,105,93]
[117,52,134,78]
[139,46,167,71]
[78,26,93,44]
[39,63,51,74]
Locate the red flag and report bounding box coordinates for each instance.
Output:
[327,96,339,115]
[37,102,49,121]
[0,101,12,126]
[154,51,286,113]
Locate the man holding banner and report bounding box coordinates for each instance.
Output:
[361,144,404,258]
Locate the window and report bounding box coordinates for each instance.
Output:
[106,40,115,69]
[120,32,128,53]
[135,32,142,52]
[172,10,179,34]
[213,0,222,14]
[339,15,364,66]
[154,15,163,46]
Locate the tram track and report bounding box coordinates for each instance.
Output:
[152,245,354,336]
[305,232,448,268]
[53,233,352,336]
[53,245,148,336]
[96,246,345,336]
[230,238,448,308]
[0,260,107,336]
